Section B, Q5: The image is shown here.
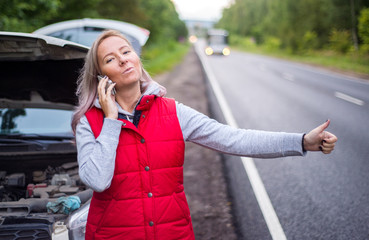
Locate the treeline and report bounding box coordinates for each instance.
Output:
[0,0,187,44]
[217,0,369,54]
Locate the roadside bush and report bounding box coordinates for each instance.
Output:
[143,40,177,60]
[141,40,189,76]
[299,31,319,52]
[262,37,281,51]
[360,44,369,55]
[328,29,352,54]
[250,26,263,44]
[229,35,257,49]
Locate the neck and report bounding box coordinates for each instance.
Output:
[115,82,142,113]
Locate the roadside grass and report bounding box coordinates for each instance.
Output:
[231,41,369,78]
[141,41,190,77]
[288,51,369,76]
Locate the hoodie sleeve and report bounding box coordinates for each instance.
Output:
[176,102,304,158]
[76,78,165,192]
[76,116,123,192]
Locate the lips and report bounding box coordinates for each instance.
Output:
[123,67,134,74]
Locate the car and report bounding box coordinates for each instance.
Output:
[0,31,92,240]
[33,18,150,55]
[205,29,230,56]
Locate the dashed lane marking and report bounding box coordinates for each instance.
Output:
[335,91,364,106]
[282,72,295,81]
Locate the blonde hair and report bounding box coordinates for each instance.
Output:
[71,30,161,133]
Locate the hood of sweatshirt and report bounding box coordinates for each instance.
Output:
[94,80,166,120]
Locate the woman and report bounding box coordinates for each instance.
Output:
[72,30,337,240]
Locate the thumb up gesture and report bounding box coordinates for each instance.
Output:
[303,120,338,154]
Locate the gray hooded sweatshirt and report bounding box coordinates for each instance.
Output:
[76,83,305,192]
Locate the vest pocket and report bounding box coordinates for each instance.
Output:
[173,192,191,224]
[95,198,117,232]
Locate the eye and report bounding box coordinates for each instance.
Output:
[123,50,130,55]
[106,58,114,63]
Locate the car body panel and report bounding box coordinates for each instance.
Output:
[33,18,150,55]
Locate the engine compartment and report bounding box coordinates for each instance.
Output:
[0,150,91,217]
[1,161,83,202]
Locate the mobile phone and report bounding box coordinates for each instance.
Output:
[98,75,116,95]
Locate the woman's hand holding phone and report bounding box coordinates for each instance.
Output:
[97,75,118,120]
[98,75,116,95]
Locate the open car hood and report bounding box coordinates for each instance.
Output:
[0,32,89,109]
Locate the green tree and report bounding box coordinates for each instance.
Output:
[358,8,369,44]
[95,0,187,44]
[46,0,100,23]
[358,8,369,52]
[97,0,146,25]
[138,0,187,43]
[217,0,369,52]
[0,0,187,45]
[0,0,61,32]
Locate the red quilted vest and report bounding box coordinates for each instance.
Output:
[84,95,195,240]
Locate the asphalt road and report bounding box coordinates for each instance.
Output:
[195,40,369,240]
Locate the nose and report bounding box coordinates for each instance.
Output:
[118,54,127,65]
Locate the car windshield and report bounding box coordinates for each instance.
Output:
[0,108,73,135]
[48,27,136,47]
[209,35,226,45]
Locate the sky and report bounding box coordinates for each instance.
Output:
[171,0,233,21]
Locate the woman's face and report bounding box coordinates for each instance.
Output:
[97,36,142,90]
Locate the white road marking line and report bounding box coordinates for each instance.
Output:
[334,91,364,106]
[242,157,287,240]
[195,44,287,240]
[282,72,295,81]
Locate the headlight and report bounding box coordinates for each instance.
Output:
[205,47,214,56]
[66,200,90,240]
[222,47,230,56]
[189,35,198,43]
